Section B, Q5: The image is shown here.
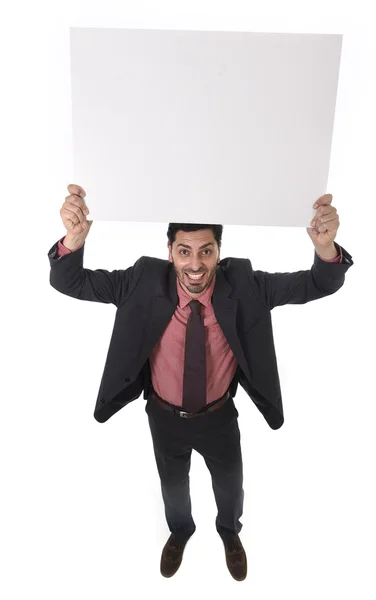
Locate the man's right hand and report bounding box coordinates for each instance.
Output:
[60,184,92,237]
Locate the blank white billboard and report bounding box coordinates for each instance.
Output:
[69,27,343,227]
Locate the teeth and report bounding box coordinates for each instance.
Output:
[188,273,204,279]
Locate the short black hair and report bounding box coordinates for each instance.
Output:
[167,223,223,249]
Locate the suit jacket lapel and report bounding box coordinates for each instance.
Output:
[212,266,251,381]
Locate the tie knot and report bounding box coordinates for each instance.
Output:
[189,299,202,314]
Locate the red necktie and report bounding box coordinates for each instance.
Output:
[182,300,207,412]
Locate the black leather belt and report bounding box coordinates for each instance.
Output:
[151,389,230,418]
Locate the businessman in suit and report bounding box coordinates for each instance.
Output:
[48,184,354,581]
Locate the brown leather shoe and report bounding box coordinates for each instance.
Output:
[160,533,193,578]
[222,535,247,581]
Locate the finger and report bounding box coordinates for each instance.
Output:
[311,206,336,226]
[313,193,333,209]
[313,206,337,221]
[317,218,339,232]
[61,208,80,226]
[62,201,86,223]
[69,214,81,227]
[307,226,318,238]
[316,212,339,226]
[67,184,86,197]
[62,208,81,225]
[65,194,89,216]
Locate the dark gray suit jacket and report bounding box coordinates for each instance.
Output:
[47,240,354,429]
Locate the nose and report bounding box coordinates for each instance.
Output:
[189,262,205,272]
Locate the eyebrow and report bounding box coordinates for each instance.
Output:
[176,242,214,250]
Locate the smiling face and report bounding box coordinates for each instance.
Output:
[168,229,221,298]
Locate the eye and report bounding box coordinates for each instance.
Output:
[180,250,212,256]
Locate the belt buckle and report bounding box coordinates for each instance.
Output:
[178,410,192,418]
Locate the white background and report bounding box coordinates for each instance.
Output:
[1,2,375,599]
[70,27,342,227]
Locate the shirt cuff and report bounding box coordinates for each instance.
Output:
[316,247,343,263]
[57,237,72,256]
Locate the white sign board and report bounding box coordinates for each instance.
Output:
[69,28,343,227]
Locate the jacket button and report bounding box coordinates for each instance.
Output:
[125,377,131,383]
[100,398,105,404]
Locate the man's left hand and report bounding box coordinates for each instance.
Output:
[306,193,340,249]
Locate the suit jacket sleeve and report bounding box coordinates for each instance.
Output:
[47,239,146,307]
[249,241,354,310]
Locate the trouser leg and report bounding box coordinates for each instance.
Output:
[194,405,244,541]
[146,409,196,543]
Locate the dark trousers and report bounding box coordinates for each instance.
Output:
[145,389,244,544]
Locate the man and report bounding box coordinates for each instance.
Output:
[48,184,354,581]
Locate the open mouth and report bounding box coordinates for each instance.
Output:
[186,272,205,283]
